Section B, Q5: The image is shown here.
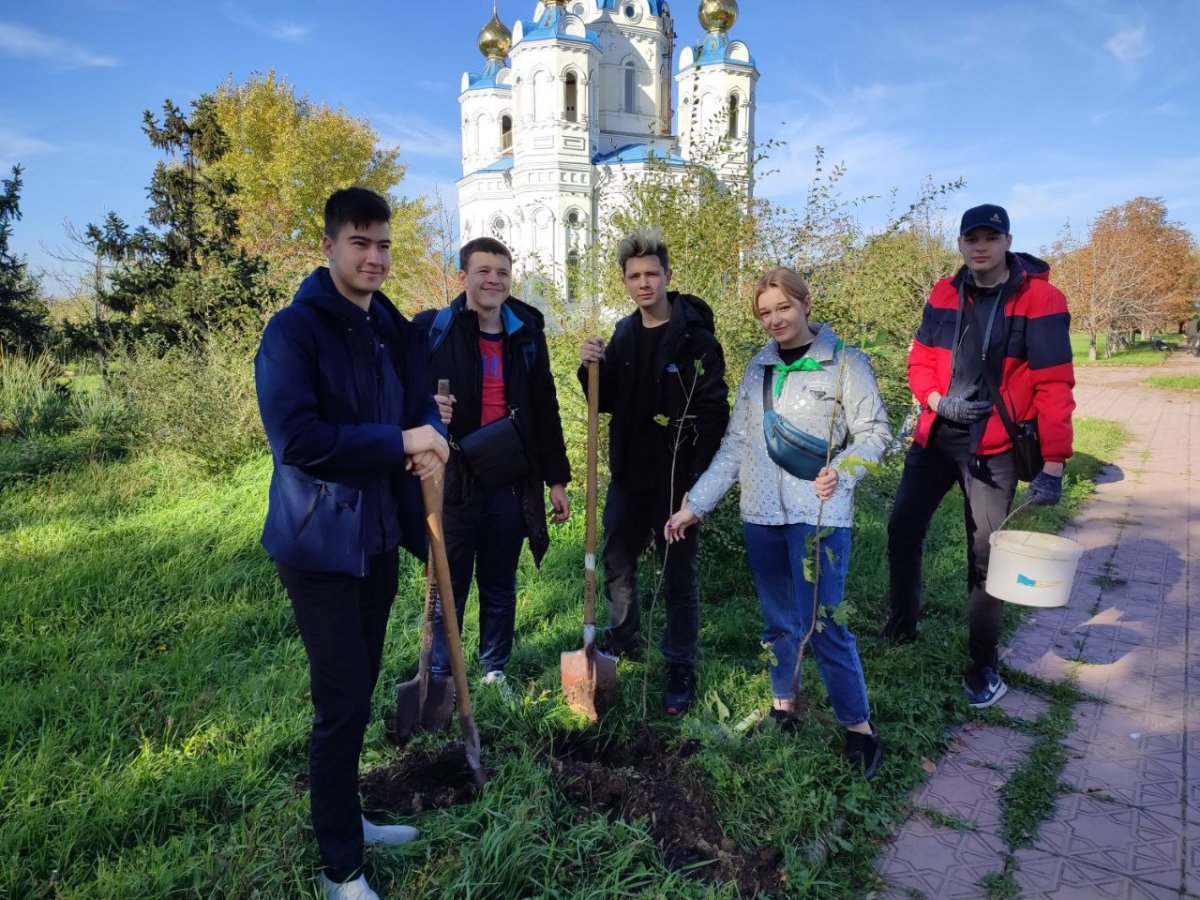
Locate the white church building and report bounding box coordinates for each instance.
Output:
[456,0,757,295]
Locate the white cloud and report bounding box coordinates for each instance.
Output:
[375,114,461,160]
[221,4,311,42]
[1104,24,1149,67]
[0,126,59,168]
[0,21,117,68]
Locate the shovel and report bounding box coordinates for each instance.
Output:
[422,464,488,789]
[391,561,455,742]
[560,360,618,720]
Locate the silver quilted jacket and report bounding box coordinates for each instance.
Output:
[686,325,891,528]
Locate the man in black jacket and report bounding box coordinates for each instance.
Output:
[414,237,571,686]
[255,188,447,900]
[579,230,729,714]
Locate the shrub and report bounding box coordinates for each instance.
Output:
[0,350,136,483]
[0,351,72,437]
[113,328,265,472]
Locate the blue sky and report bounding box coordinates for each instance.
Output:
[3,0,1198,293]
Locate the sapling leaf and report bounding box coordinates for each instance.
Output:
[824,545,836,567]
[654,414,669,427]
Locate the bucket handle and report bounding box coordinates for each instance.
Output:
[995,499,1034,535]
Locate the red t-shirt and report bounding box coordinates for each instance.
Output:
[479,333,506,426]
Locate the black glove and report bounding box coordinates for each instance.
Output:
[936,396,992,425]
[1026,471,1063,506]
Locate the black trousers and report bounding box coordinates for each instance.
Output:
[887,422,1017,670]
[431,484,526,677]
[601,480,700,666]
[276,549,400,883]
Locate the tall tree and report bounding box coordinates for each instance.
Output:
[1050,198,1197,356]
[0,165,50,354]
[211,71,431,302]
[93,96,276,340]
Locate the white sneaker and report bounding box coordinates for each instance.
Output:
[481,670,506,685]
[362,815,418,847]
[321,874,379,900]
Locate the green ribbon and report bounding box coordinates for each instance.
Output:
[772,357,822,399]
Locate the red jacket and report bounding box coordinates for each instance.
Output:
[908,253,1075,462]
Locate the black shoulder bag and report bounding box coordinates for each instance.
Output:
[965,299,1042,482]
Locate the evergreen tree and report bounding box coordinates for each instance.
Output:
[93,96,277,342]
[0,165,50,354]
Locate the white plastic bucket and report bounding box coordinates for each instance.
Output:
[986,530,1083,608]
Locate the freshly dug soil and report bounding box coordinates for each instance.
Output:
[550,731,785,897]
[360,742,480,816]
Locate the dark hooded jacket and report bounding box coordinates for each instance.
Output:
[578,291,729,499]
[255,267,443,576]
[412,293,570,567]
[909,252,1075,461]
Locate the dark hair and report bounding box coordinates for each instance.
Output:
[459,237,513,272]
[323,187,391,239]
[617,229,669,274]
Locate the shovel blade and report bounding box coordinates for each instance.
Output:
[458,714,489,789]
[393,674,455,743]
[560,645,618,721]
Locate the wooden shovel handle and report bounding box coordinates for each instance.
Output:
[422,465,473,719]
[584,361,599,631]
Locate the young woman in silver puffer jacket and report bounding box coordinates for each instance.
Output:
[666,267,891,777]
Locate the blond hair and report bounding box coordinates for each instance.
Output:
[752,266,811,317]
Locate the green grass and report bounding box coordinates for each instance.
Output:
[1143,373,1200,392]
[0,419,1125,898]
[1071,332,1180,366]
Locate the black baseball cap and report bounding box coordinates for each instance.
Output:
[960,204,1010,235]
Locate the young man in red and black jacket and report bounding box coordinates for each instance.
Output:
[882,204,1076,708]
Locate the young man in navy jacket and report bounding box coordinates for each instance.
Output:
[255,188,447,900]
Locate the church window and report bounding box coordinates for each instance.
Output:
[624,4,637,18]
[501,115,513,152]
[623,62,636,113]
[727,94,739,138]
[565,72,578,122]
[491,217,506,239]
[566,250,582,301]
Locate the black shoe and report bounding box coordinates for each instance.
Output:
[843,728,883,779]
[663,663,695,715]
[876,614,918,647]
[601,631,642,662]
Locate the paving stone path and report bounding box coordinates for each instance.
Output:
[875,352,1199,899]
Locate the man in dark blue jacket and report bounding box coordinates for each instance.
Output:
[255,188,447,900]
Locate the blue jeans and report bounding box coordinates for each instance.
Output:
[431,484,526,677]
[743,523,870,727]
